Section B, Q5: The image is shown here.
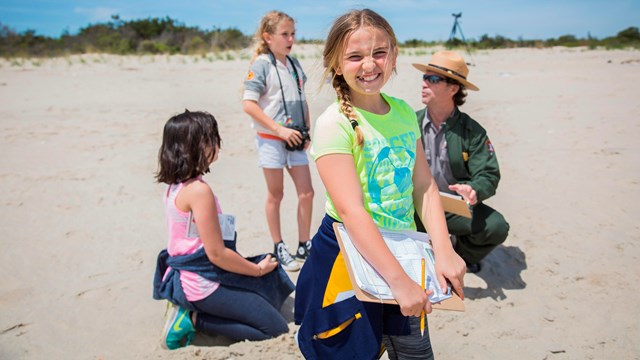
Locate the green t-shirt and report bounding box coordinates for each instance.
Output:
[310,93,420,230]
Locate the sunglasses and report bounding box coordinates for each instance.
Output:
[422,74,448,84]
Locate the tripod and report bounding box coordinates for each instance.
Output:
[448,13,475,66]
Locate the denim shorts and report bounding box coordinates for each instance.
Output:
[255,135,309,169]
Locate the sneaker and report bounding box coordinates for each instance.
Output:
[161,302,195,350]
[275,241,300,272]
[295,240,312,262]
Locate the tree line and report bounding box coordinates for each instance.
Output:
[1,15,638,58]
[0,15,250,57]
[411,26,640,50]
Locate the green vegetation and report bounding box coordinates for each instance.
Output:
[441,27,640,50]
[1,15,638,58]
[0,15,251,57]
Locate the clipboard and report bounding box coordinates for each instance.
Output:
[440,192,472,218]
[333,223,465,312]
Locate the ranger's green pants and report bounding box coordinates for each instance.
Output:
[415,203,509,264]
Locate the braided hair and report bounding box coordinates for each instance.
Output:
[332,75,363,145]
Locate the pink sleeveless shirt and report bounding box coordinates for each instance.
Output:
[164,176,220,301]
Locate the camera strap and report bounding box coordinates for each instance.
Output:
[269,51,306,128]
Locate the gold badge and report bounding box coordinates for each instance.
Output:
[462,151,469,162]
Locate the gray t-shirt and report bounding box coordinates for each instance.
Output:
[242,53,307,134]
[422,111,458,195]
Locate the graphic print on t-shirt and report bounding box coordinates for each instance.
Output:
[365,140,416,229]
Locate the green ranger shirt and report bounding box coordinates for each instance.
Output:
[416,107,501,203]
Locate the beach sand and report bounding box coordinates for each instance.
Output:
[1,46,639,359]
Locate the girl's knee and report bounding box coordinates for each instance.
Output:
[298,188,314,203]
[267,190,285,202]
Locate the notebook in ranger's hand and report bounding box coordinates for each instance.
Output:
[333,223,465,312]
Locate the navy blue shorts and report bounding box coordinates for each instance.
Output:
[295,215,409,359]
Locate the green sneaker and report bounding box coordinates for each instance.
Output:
[161,302,195,350]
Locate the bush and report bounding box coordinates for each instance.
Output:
[617,27,640,42]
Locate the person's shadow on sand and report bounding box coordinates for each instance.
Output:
[190,295,296,346]
[463,245,527,301]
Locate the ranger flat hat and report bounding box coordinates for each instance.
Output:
[412,50,479,91]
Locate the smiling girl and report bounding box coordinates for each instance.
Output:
[294,9,466,359]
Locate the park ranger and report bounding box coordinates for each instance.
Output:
[412,50,509,274]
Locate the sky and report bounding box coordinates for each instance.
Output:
[1,0,638,42]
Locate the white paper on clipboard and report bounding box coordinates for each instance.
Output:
[334,223,452,303]
[185,212,236,241]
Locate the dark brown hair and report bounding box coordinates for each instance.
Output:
[155,110,222,184]
[452,83,467,106]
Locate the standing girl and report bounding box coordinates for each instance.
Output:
[294,9,466,359]
[153,110,294,350]
[242,11,314,272]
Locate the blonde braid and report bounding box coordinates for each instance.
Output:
[333,76,364,147]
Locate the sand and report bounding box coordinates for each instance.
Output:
[1,46,639,359]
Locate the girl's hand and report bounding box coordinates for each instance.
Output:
[275,125,303,148]
[448,184,477,206]
[434,248,466,300]
[256,254,278,277]
[389,277,432,317]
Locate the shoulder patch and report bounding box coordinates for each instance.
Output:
[246,71,254,81]
[486,139,495,157]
